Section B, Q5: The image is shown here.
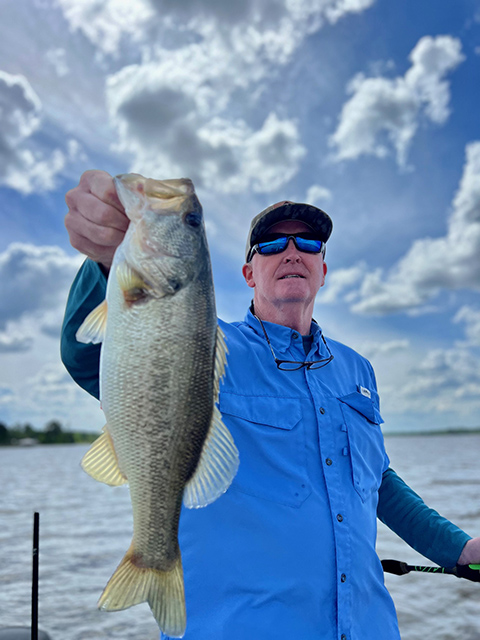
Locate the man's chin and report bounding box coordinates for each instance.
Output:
[276,281,309,298]
[275,291,311,304]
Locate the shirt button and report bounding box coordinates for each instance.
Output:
[341,635,347,640]
[325,458,333,466]
[341,573,347,583]
[319,407,325,414]
[292,332,299,339]
[337,514,344,522]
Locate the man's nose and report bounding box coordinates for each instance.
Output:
[284,238,301,261]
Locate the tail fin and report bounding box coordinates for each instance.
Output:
[98,542,186,638]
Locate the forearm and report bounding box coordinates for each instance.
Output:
[61,258,107,399]
[377,467,471,568]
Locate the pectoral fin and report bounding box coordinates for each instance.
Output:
[76,299,108,344]
[183,406,239,509]
[81,426,127,486]
[116,261,153,304]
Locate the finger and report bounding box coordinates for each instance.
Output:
[79,170,125,213]
[70,190,129,232]
[65,209,127,249]
[66,228,117,267]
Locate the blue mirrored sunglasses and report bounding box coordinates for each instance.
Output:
[248,234,325,262]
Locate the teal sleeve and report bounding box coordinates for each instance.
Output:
[377,467,471,568]
[60,259,107,400]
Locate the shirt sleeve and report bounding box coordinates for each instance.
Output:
[60,258,107,400]
[377,467,471,568]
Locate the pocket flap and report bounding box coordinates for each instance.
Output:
[219,392,302,430]
[338,386,384,424]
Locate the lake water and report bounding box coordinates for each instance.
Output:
[1,434,479,639]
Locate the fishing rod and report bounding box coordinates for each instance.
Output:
[0,512,51,640]
[32,512,39,640]
[382,558,480,582]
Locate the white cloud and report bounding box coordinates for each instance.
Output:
[56,0,377,58]
[151,0,287,27]
[27,362,79,409]
[319,262,366,303]
[405,35,464,124]
[72,0,378,194]
[0,329,33,353]
[0,307,67,354]
[329,35,464,166]
[454,306,480,346]
[38,308,66,340]
[0,70,41,138]
[237,113,306,192]
[0,243,82,332]
[55,0,154,57]
[359,338,410,361]
[322,0,377,22]
[338,141,480,315]
[391,346,480,415]
[45,48,70,77]
[2,361,103,431]
[0,385,15,406]
[306,184,333,206]
[377,310,480,419]
[107,53,306,193]
[0,71,71,194]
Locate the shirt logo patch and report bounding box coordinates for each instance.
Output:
[359,385,371,399]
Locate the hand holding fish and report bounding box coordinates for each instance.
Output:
[64,170,129,270]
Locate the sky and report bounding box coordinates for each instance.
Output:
[0,0,479,434]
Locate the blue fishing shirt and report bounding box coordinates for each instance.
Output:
[61,259,471,640]
[173,312,399,640]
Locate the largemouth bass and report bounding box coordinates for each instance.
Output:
[76,174,239,638]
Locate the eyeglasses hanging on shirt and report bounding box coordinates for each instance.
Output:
[253,314,334,371]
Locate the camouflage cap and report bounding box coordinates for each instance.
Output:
[245,201,333,261]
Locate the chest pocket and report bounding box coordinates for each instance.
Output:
[218,392,311,508]
[338,388,387,502]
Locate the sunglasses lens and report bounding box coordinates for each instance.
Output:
[256,235,323,256]
[257,237,288,254]
[294,237,323,253]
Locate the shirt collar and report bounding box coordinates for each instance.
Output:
[244,306,324,355]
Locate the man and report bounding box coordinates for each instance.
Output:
[62,170,479,640]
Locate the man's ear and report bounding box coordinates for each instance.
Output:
[242,262,255,289]
[320,261,327,287]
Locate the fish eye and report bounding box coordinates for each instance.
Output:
[185,211,202,227]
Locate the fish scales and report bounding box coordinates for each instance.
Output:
[106,288,215,566]
[76,174,239,637]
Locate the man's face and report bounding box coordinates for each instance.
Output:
[242,220,327,309]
